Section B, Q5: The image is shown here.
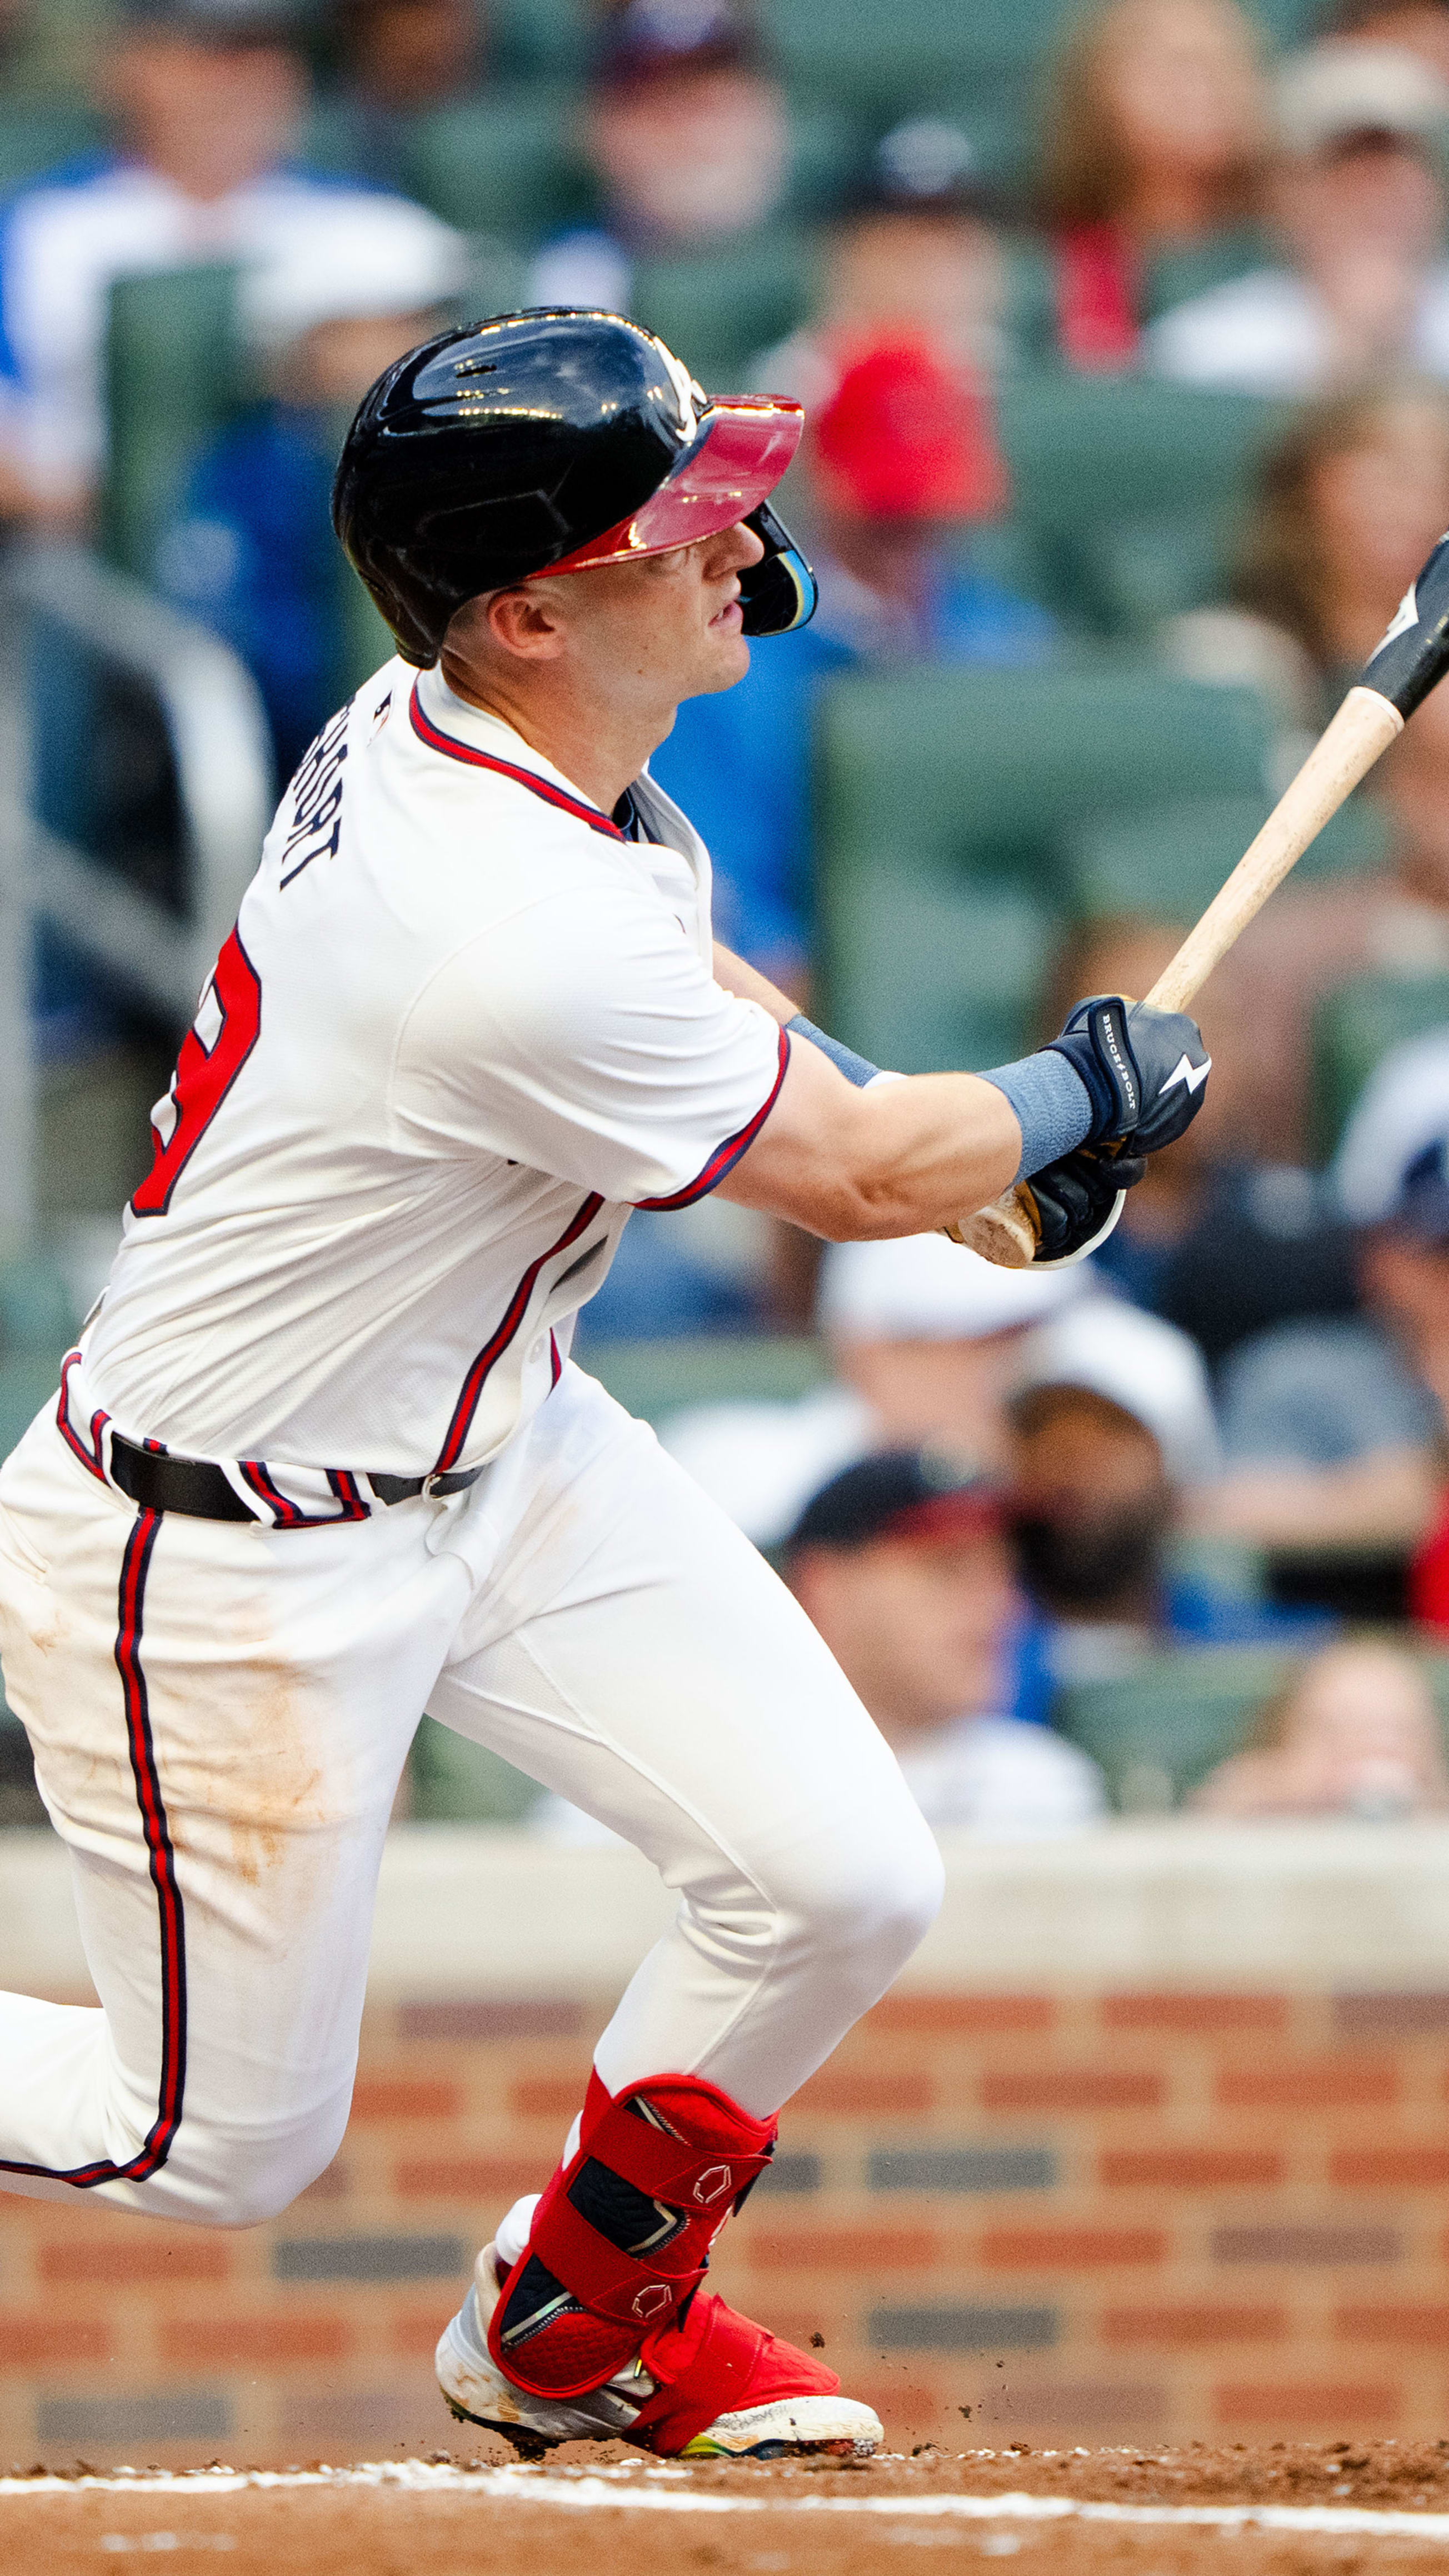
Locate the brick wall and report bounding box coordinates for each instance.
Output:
[8,1979,1449,2464]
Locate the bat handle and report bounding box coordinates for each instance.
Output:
[951,683,1405,1271]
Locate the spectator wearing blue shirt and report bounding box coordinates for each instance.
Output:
[649,333,1055,991]
[157,196,465,781]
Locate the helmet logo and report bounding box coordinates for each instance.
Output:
[694,2164,733,2205]
[660,346,700,443]
[632,2283,673,2323]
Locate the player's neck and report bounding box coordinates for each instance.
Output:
[438,656,663,817]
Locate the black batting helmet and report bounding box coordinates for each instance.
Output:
[331,307,817,666]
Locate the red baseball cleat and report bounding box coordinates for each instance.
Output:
[436,2239,882,2458]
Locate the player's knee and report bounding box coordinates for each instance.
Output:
[796,1793,944,1986]
[168,2100,351,2229]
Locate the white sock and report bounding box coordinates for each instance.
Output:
[494,2190,542,2271]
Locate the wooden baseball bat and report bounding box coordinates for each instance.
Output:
[958,527,1449,1269]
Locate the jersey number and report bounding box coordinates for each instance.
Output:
[131,930,262,1218]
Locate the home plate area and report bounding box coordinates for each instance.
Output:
[11,2443,1449,2575]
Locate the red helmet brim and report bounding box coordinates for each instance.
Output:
[537,398,804,576]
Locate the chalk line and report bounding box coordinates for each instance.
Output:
[5,2463,1449,2537]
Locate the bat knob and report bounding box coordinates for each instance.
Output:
[945,1189,1039,1268]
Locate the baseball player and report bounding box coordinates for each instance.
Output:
[0,312,1209,2460]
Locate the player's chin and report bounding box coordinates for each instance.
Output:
[698,605,751,688]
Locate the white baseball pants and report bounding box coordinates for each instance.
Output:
[0,1364,941,2226]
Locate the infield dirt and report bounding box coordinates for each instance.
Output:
[10,2442,1449,2575]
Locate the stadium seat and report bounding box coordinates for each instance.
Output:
[103,264,247,581]
[631,229,820,391]
[996,374,1283,637]
[490,0,592,80]
[0,104,105,193]
[1063,787,1387,925]
[1312,972,1449,1162]
[815,662,1275,1071]
[1057,1642,1449,1808]
[1053,1646,1300,1808]
[402,86,593,239]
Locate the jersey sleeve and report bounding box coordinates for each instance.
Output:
[391,877,790,1205]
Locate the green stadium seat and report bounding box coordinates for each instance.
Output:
[1312,971,1449,1163]
[815,662,1274,1071]
[491,0,592,80]
[631,228,819,391]
[409,1715,543,1821]
[403,86,592,239]
[580,1335,830,1427]
[1053,1645,1300,1808]
[0,104,104,194]
[996,373,1283,637]
[1063,787,1387,925]
[1056,1642,1449,1809]
[103,264,247,581]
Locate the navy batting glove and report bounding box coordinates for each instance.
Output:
[1045,994,1211,1154]
[1023,1145,1147,1264]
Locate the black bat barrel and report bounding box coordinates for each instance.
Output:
[1361,528,1449,718]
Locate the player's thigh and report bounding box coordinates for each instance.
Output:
[429,1369,932,1929]
[0,1419,469,2155]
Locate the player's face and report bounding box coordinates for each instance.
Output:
[549,520,765,711]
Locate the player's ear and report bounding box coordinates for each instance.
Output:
[484,585,570,661]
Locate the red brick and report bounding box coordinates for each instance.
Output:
[1337,2305,1449,2345]
[1102,2305,1286,2347]
[870,1994,1055,2035]
[792,2069,934,2115]
[1101,2147,1283,2188]
[750,2228,937,2272]
[1331,2145,1449,2187]
[0,2314,111,2368]
[1338,1993,1449,2037]
[38,2236,231,2283]
[511,2076,587,2122]
[981,2226,1166,2270]
[394,2155,546,2200]
[347,2076,463,2122]
[1215,2382,1401,2428]
[1216,2057,1398,2110]
[1101,1994,1289,2033]
[161,2314,352,2365]
[982,2069,1163,2113]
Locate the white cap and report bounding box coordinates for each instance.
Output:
[1275,43,1449,157]
[1008,1300,1220,1486]
[240,199,469,353]
[817,1232,1093,1343]
[1333,1025,1449,1224]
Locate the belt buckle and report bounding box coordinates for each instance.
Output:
[421,1470,455,1500]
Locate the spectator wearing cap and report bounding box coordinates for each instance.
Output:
[1207,1030,1449,1564]
[1007,1302,1322,1690]
[1150,40,1449,392]
[1036,0,1266,370]
[782,1451,1106,1835]
[647,332,1054,991]
[523,0,788,317]
[1321,0,1449,91]
[0,0,449,523]
[156,198,466,781]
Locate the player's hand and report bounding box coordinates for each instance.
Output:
[1018,1144,1147,1265]
[1046,994,1211,1155]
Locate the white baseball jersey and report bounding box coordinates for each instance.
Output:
[72,658,788,1484]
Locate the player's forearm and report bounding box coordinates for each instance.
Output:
[720,1039,1022,1240]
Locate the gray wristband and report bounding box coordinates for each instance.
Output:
[786,1014,882,1089]
[980,1051,1093,1183]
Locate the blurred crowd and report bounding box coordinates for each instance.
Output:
[6,0,1449,1825]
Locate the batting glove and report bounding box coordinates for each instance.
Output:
[1046,995,1211,1155]
[1018,1144,1147,1266]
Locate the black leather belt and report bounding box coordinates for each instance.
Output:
[109,1431,480,1524]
